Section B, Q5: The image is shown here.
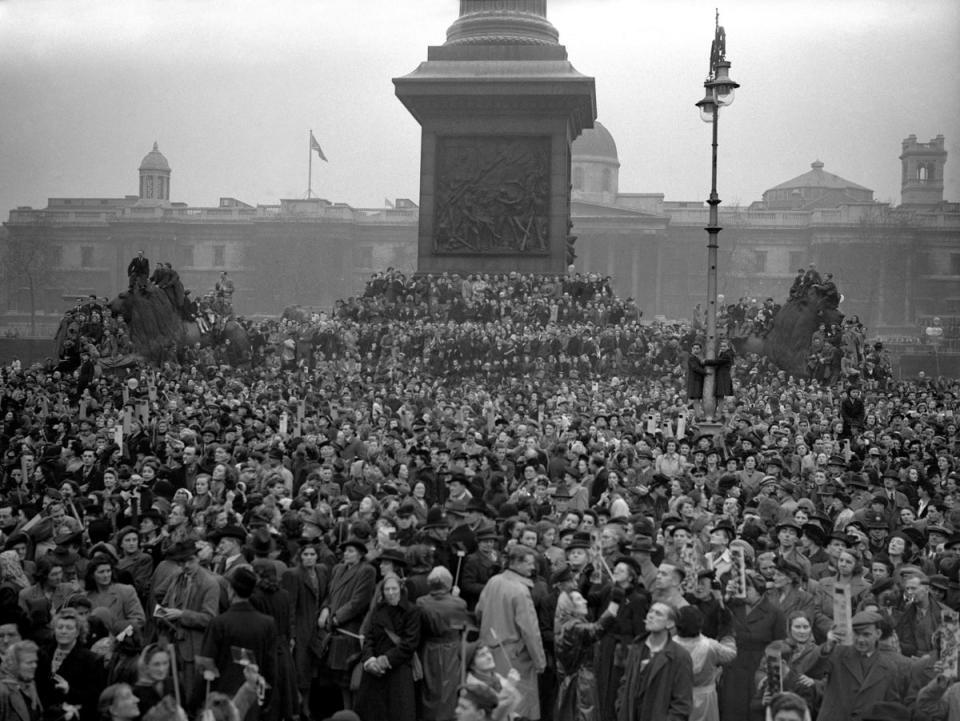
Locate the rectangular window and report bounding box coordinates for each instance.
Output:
[50,245,64,268]
[950,253,960,276]
[212,245,225,267]
[179,245,195,268]
[80,246,94,268]
[754,251,768,273]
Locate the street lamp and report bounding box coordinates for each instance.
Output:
[695,13,739,422]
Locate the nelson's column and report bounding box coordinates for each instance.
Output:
[394,0,596,275]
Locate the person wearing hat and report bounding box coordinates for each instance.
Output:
[319,536,376,704]
[807,610,910,721]
[201,567,278,705]
[627,537,660,592]
[800,523,833,580]
[460,523,501,612]
[774,519,813,580]
[210,525,251,581]
[157,539,221,708]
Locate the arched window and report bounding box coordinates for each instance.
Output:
[573,166,584,190]
[918,164,928,184]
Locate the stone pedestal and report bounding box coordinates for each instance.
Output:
[394,0,596,276]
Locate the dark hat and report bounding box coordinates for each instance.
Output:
[247,528,276,555]
[563,465,581,480]
[550,566,574,585]
[164,539,199,562]
[396,502,416,519]
[775,519,801,533]
[764,457,784,469]
[378,548,407,567]
[566,531,593,551]
[466,498,492,516]
[863,511,888,529]
[802,523,828,546]
[926,524,951,538]
[847,475,869,490]
[475,522,499,542]
[929,574,951,592]
[862,702,912,721]
[138,508,164,525]
[339,536,368,554]
[209,524,247,544]
[712,520,737,541]
[628,536,657,555]
[3,532,29,550]
[48,547,78,566]
[827,454,848,468]
[650,473,671,488]
[945,533,960,549]
[817,483,837,496]
[421,507,448,530]
[851,610,884,628]
[613,556,642,578]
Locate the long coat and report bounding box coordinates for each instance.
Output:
[251,584,299,721]
[322,561,376,671]
[476,569,547,720]
[161,565,221,663]
[616,637,693,721]
[354,600,422,721]
[282,563,329,690]
[417,590,470,721]
[807,646,909,721]
[595,586,648,721]
[687,354,706,400]
[202,600,278,702]
[718,598,785,721]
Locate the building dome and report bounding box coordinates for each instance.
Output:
[139,142,170,172]
[761,160,873,210]
[573,122,619,164]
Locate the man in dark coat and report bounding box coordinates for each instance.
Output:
[202,567,277,720]
[460,525,501,611]
[616,601,693,721]
[807,610,910,721]
[127,250,150,291]
[686,343,705,418]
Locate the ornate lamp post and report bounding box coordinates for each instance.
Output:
[695,13,739,421]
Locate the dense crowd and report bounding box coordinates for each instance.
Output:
[0,267,956,721]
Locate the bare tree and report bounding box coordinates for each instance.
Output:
[1,219,57,336]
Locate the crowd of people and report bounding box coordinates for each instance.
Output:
[0,265,956,721]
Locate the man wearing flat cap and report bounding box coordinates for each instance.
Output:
[807,610,910,721]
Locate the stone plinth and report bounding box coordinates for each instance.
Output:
[394,0,596,275]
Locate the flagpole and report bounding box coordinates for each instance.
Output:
[307,130,313,199]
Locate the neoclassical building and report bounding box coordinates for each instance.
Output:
[3,132,958,336]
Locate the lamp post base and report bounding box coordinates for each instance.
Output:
[695,420,725,444]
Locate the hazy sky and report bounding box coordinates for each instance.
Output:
[1,0,958,215]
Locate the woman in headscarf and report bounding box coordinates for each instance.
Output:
[354,574,421,721]
[0,550,30,601]
[417,566,470,721]
[553,585,622,721]
[249,560,298,721]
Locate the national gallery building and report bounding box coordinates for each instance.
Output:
[3,130,958,336]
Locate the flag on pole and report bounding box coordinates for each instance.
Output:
[384,198,395,209]
[310,131,327,161]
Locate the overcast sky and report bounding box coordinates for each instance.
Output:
[1,0,958,215]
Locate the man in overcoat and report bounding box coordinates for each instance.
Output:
[807,610,910,721]
[475,545,547,720]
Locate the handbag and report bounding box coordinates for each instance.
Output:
[384,626,423,681]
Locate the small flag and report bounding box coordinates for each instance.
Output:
[384,198,395,209]
[310,131,327,161]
